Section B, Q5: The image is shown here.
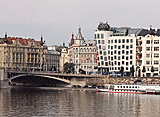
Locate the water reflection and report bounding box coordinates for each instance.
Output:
[0,88,160,117]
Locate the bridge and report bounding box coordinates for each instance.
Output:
[2,71,160,88]
[7,71,109,87]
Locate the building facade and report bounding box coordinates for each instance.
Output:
[0,33,46,73]
[95,22,160,77]
[68,28,97,74]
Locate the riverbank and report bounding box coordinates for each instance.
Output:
[8,86,96,91]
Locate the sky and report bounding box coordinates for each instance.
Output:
[0,0,160,46]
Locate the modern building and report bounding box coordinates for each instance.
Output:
[68,28,97,74]
[95,22,160,77]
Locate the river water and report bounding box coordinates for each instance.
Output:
[0,87,160,117]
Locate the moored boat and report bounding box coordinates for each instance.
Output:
[95,84,160,94]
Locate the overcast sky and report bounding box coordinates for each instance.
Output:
[0,0,160,46]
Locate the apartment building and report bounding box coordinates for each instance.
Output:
[0,33,46,72]
[68,28,97,74]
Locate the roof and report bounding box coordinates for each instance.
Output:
[137,29,150,36]
[128,28,141,35]
[75,27,84,40]
[0,37,41,46]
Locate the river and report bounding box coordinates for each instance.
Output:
[0,87,160,117]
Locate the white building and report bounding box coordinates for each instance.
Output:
[95,22,160,77]
[68,27,97,74]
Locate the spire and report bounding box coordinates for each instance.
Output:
[4,32,8,43]
[40,35,44,46]
[76,26,83,40]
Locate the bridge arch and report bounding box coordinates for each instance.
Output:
[9,74,71,87]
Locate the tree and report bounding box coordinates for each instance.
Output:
[119,66,124,76]
[79,69,86,74]
[142,66,146,77]
[64,62,75,74]
[130,65,135,77]
[151,66,154,77]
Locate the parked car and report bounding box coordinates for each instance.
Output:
[72,85,81,88]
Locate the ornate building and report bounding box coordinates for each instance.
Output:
[0,33,46,72]
[68,28,97,74]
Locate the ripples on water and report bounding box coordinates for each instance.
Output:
[0,88,160,117]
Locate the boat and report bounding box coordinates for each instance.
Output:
[95,84,160,94]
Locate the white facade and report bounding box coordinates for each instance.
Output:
[95,30,136,75]
[95,22,160,77]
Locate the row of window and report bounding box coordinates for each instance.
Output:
[146,40,159,44]
[146,47,159,51]
[94,33,104,39]
[97,50,133,55]
[108,39,133,44]
[146,53,159,58]
[80,60,96,63]
[98,61,133,66]
[146,60,159,65]
[97,44,133,50]
[98,55,133,61]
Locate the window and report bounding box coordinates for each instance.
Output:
[81,60,83,63]
[98,40,100,44]
[130,45,133,48]
[146,40,150,44]
[102,46,106,50]
[111,40,113,43]
[118,46,121,49]
[101,61,104,65]
[118,62,120,65]
[130,61,132,65]
[126,56,128,60]
[154,60,159,64]
[114,45,117,49]
[111,51,113,55]
[111,57,113,60]
[130,56,132,59]
[154,67,158,71]
[115,40,117,43]
[114,56,117,59]
[98,62,100,66]
[122,61,124,65]
[118,56,120,60]
[108,51,110,54]
[130,50,133,54]
[122,56,124,59]
[94,34,96,39]
[104,51,106,55]
[122,39,125,43]
[146,54,150,57]
[122,50,125,54]
[118,51,121,55]
[108,45,110,49]
[130,39,133,43]
[126,51,129,55]
[99,45,101,49]
[126,62,128,65]
[108,40,110,43]
[126,67,128,70]
[122,45,125,48]
[154,47,159,51]
[146,47,150,51]
[154,40,159,44]
[101,56,103,60]
[102,40,104,44]
[104,57,107,60]
[111,46,113,49]
[100,51,102,54]
[114,50,117,54]
[127,39,129,43]
[114,61,117,65]
[101,34,104,39]
[154,53,159,58]
[97,34,100,39]
[118,39,121,43]
[146,61,150,64]
[126,46,129,49]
